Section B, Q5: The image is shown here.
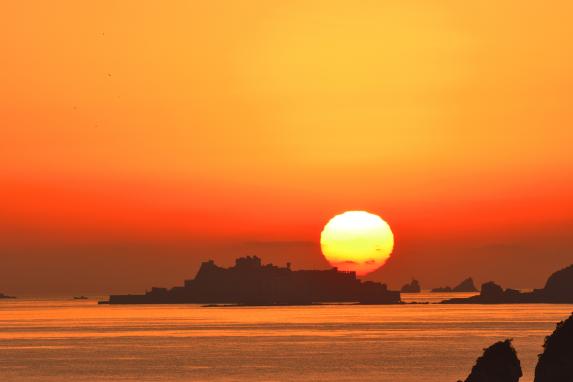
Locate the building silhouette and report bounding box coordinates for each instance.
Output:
[102,256,401,305]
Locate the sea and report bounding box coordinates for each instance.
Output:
[0,293,571,382]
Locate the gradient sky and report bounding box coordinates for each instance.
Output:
[1,1,572,295]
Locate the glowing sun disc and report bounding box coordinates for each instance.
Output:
[320,211,394,276]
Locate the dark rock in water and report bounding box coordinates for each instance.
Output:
[453,277,479,292]
[534,312,573,382]
[443,264,573,304]
[433,277,478,293]
[461,339,522,382]
[401,279,421,293]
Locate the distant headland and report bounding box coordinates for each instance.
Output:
[0,293,16,299]
[444,264,573,304]
[100,256,401,305]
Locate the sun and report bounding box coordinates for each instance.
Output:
[320,211,394,276]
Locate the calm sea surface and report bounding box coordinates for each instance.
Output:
[0,294,571,382]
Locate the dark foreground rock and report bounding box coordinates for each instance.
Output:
[534,312,573,382]
[459,312,573,381]
[460,339,522,382]
[401,279,421,293]
[444,264,573,304]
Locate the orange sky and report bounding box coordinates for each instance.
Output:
[1,1,572,295]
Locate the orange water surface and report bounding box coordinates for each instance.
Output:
[0,296,571,382]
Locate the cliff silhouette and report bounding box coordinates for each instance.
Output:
[101,256,401,305]
[443,264,573,304]
[460,339,522,382]
[534,312,573,382]
[401,279,421,293]
[432,277,478,293]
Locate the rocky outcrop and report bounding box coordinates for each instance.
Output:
[461,339,522,382]
[453,277,478,292]
[534,312,573,382]
[401,279,421,293]
[443,264,573,304]
[431,277,478,293]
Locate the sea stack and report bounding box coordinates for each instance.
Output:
[453,277,478,292]
[461,339,522,382]
[400,279,421,293]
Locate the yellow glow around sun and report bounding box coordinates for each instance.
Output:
[320,211,394,276]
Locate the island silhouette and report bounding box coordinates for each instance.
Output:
[0,293,15,299]
[100,256,401,305]
[444,264,573,304]
[100,260,573,305]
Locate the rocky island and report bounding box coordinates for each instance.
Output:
[400,279,421,293]
[0,293,15,299]
[431,277,478,293]
[444,264,573,304]
[100,256,401,305]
